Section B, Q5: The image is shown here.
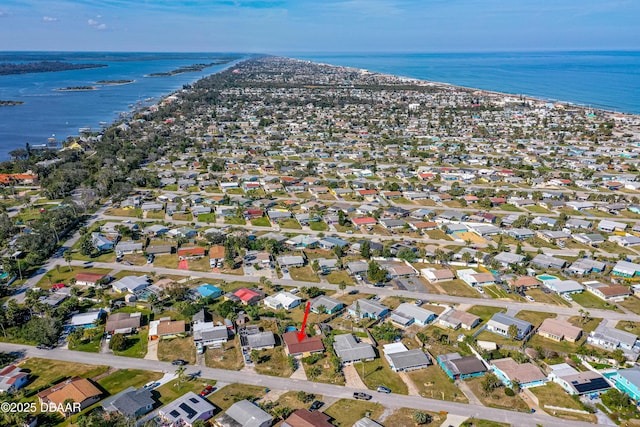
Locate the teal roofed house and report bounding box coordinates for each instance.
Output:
[608,367,640,401]
[197,284,223,299]
[612,261,640,278]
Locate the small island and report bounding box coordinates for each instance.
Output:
[95,79,135,85]
[56,86,98,92]
[0,100,24,106]
[146,62,219,77]
[0,61,107,76]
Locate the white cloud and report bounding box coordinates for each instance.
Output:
[42,16,58,22]
[96,23,107,30]
[88,18,98,25]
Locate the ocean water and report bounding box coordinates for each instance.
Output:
[293,51,640,115]
[0,52,246,160]
[1,51,638,161]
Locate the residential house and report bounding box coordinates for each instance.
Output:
[348,299,390,319]
[567,258,606,275]
[264,292,302,310]
[196,284,224,300]
[491,358,547,389]
[548,364,610,396]
[486,313,533,340]
[587,323,639,355]
[112,275,150,294]
[457,269,496,288]
[437,310,481,331]
[178,247,206,259]
[283,332,324,357]
[115,240,143,254]
[215,399,272,427]
[437,353,487,380]
[75,272,108,287]
[613,260,640,278]
[91,232,115,251]
[333,333,376,365]
[608,367,640,401]
[421,268,455,283]
[493,252,525,267]
[38,377,102,415]
[101,386,155,418]
[283,409,333,427]
[149,318,186,340]
[531,254,567,270]
[545,279,584,295]
[383,343,431,372]
[537,318,582,342]
[209,245,225,268]
[69,309,104,329]
[161,392,217,427]
[193,323,229,349]
[389,303,436,328]
[105,312,142,335]
[0,365,29,393]
[146,244,174,255]
[598,220,627,233]
[228,288,263,306]
[310,296,344,314]
[583,281,630,302]
[244,327,276,351]
[277,255,306,268]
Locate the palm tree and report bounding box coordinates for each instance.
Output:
[174,366,186,386]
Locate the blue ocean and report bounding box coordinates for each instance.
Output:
[0,51,639,160]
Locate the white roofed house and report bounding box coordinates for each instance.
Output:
[544,279,584,295]
[612,260,640,278]
[111,275,150,294]
[215,399,272,427]
[383,342,431,372]
[159,392,217,427]
[598,220,627,233]
[333,333,376,365]
[457,269,496,288]
[264,292,302,310]
[193,323,229,349]
[587,323,640,360]
[492,252,525,268]
[486,313,533,340]
[115,240,143,255]
[389,303,436,328]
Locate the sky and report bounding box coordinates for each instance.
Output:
[0,0,638,53]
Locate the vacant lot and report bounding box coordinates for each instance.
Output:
[289,265,320,283]
[155,378,216,406]
[113,330,148,358]
[253,347,294,377]
[441,279,483,298]
[572,292,621,311]
[19,359,108,397]
[531,383,597,423]
[208,383,267,411]
[618,296,640,314]
[157,337,196,364]
[465,377,530,412]
[515,310,556,327]
[324,399,384,427]
[357,358,408,395]
[408,367,468,403]
[97,369,161,394]
[205,341,244,370]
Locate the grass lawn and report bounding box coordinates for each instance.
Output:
[106,208,141,217]
[424,229,452,240]
[464,377,530,412]
[113,330,148,358]
[325,270,355,286]
[571,291,622,311]
[208,383,266,411]
[484,285,524,301]
[19,358,109,397]
[157,337,196,364]
[205,341,244,370]
[324,399,384,427]
[515,310,556,327]
[568,316,602,334]
[526,205,552,214]
[197,213,217,223]
[616,320,640,336]
[440,279,483,298]
[475,330,521,347]
[500,204,522,212]
[527,335,583,356]
[268,390,312,411]
[467,305,505,322]
[122,252,148,266]
[251,217,271,227]
[461,420,510,427]
[173,212,193,221]
[112,269,147,280]
[526,288,572,307]
[309,221,328,231]
[383,408,445,427]
[598,241,636,256]
[253,347,294,377]
[356,358,408,394]
[97,369,161,394]
[153,254,178,269]
[334,224,356,233]
[68,330,103,353]
[530,383,597,423]
[301,354,345,385]
[408,367,468,403]
[225,217,247,225]
[146,210,166,219]
[289,265,320,283]
[618,296,640,315]
[155,378,216,406]
[280,218,302,229]
[225,188,245,195]
[187,256,215,272]
[37,266,112,288]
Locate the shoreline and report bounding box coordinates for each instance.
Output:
[95,80,136,86]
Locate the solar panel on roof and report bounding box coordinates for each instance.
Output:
[573,377,610,394]
[169,410,180,418]
[179,402,197,419]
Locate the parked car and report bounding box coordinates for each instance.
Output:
[377,386,391,393]
[199,385,215,396]
[36,344,53,350]
[414,299,423,306]
[309,400,324,411]
[171,359,187,366]
[525,295,535,302]
[353,392,372,400]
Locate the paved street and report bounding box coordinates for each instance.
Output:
[0,342,597,427]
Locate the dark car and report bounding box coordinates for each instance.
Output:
[309,400,324,411]
[353,392,372,400]
[376,386,391,393]
[36,344,53,350]
[171,359,187,366]
[199,385,215,396]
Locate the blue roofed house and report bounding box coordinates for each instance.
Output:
[348,299,389,319]
[608,367,640,402]
[318,237,350,250]
[196,284,223,300]
[91,232,115,252]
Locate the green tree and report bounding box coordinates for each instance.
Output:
[109,333,128,351]
[481,373,502,395]
[367,260,388,283]
[508,324,520,340]
[360,241,371,259]
[21,316,61,346]
[413,411,431,425]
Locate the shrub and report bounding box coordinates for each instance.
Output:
[504,387,515,396]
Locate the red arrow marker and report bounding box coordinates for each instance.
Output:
[297,301,311,342]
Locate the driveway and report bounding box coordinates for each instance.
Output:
[145,338,158,361]
[399,372,421,396]
[343,364,368,389]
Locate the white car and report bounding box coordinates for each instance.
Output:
[525,295,535,302]
[476,287,484,294]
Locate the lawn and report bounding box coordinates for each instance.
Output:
[515,310,556,327]
[382,408,445,427]
[157,336,196,364]
[289,265,320,283]
[527,334,583,355]
[408,367,468,403]
[440,279,483,298]
[424,229,452,240]
[500,204,522,212]
[18,358,109,397]
[526,288,572,307]
[484,285,524,301]
[225,217,247,225]
[598,241,636,256]
[105,207,141,217]
[571,291,622,311]
[97,369,161,394]
[356,358,408,395]
[68,328,103,353]
[616,320,640,336]
[198,213,217,223]
[475,331,520,347]
[36,266,113,288]
[204,341,244,370]
[526,205,552,214]
[253,347,294,377]
[146,210,166,219]
[113,330,148,358]
[309,221,328,231]
[155,378,216,406]
[207,383,267,411]
[301,354,345,385]
[568,316,602,334]
[325,270,355,286]
[153,254,178,269]
[173,212,193,221]
[618,296,640,315]
[467,305,505,322]
[530,383,597,423]
[464,377,530,412]
[251,217,271,227]
[324,399,384,427]
[186,256,215,272]
[280,218,302,229]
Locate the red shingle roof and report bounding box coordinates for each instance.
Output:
[283,332,324,355]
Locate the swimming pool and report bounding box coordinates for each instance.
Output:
[536,274,558,281]
[285,326,297,333]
